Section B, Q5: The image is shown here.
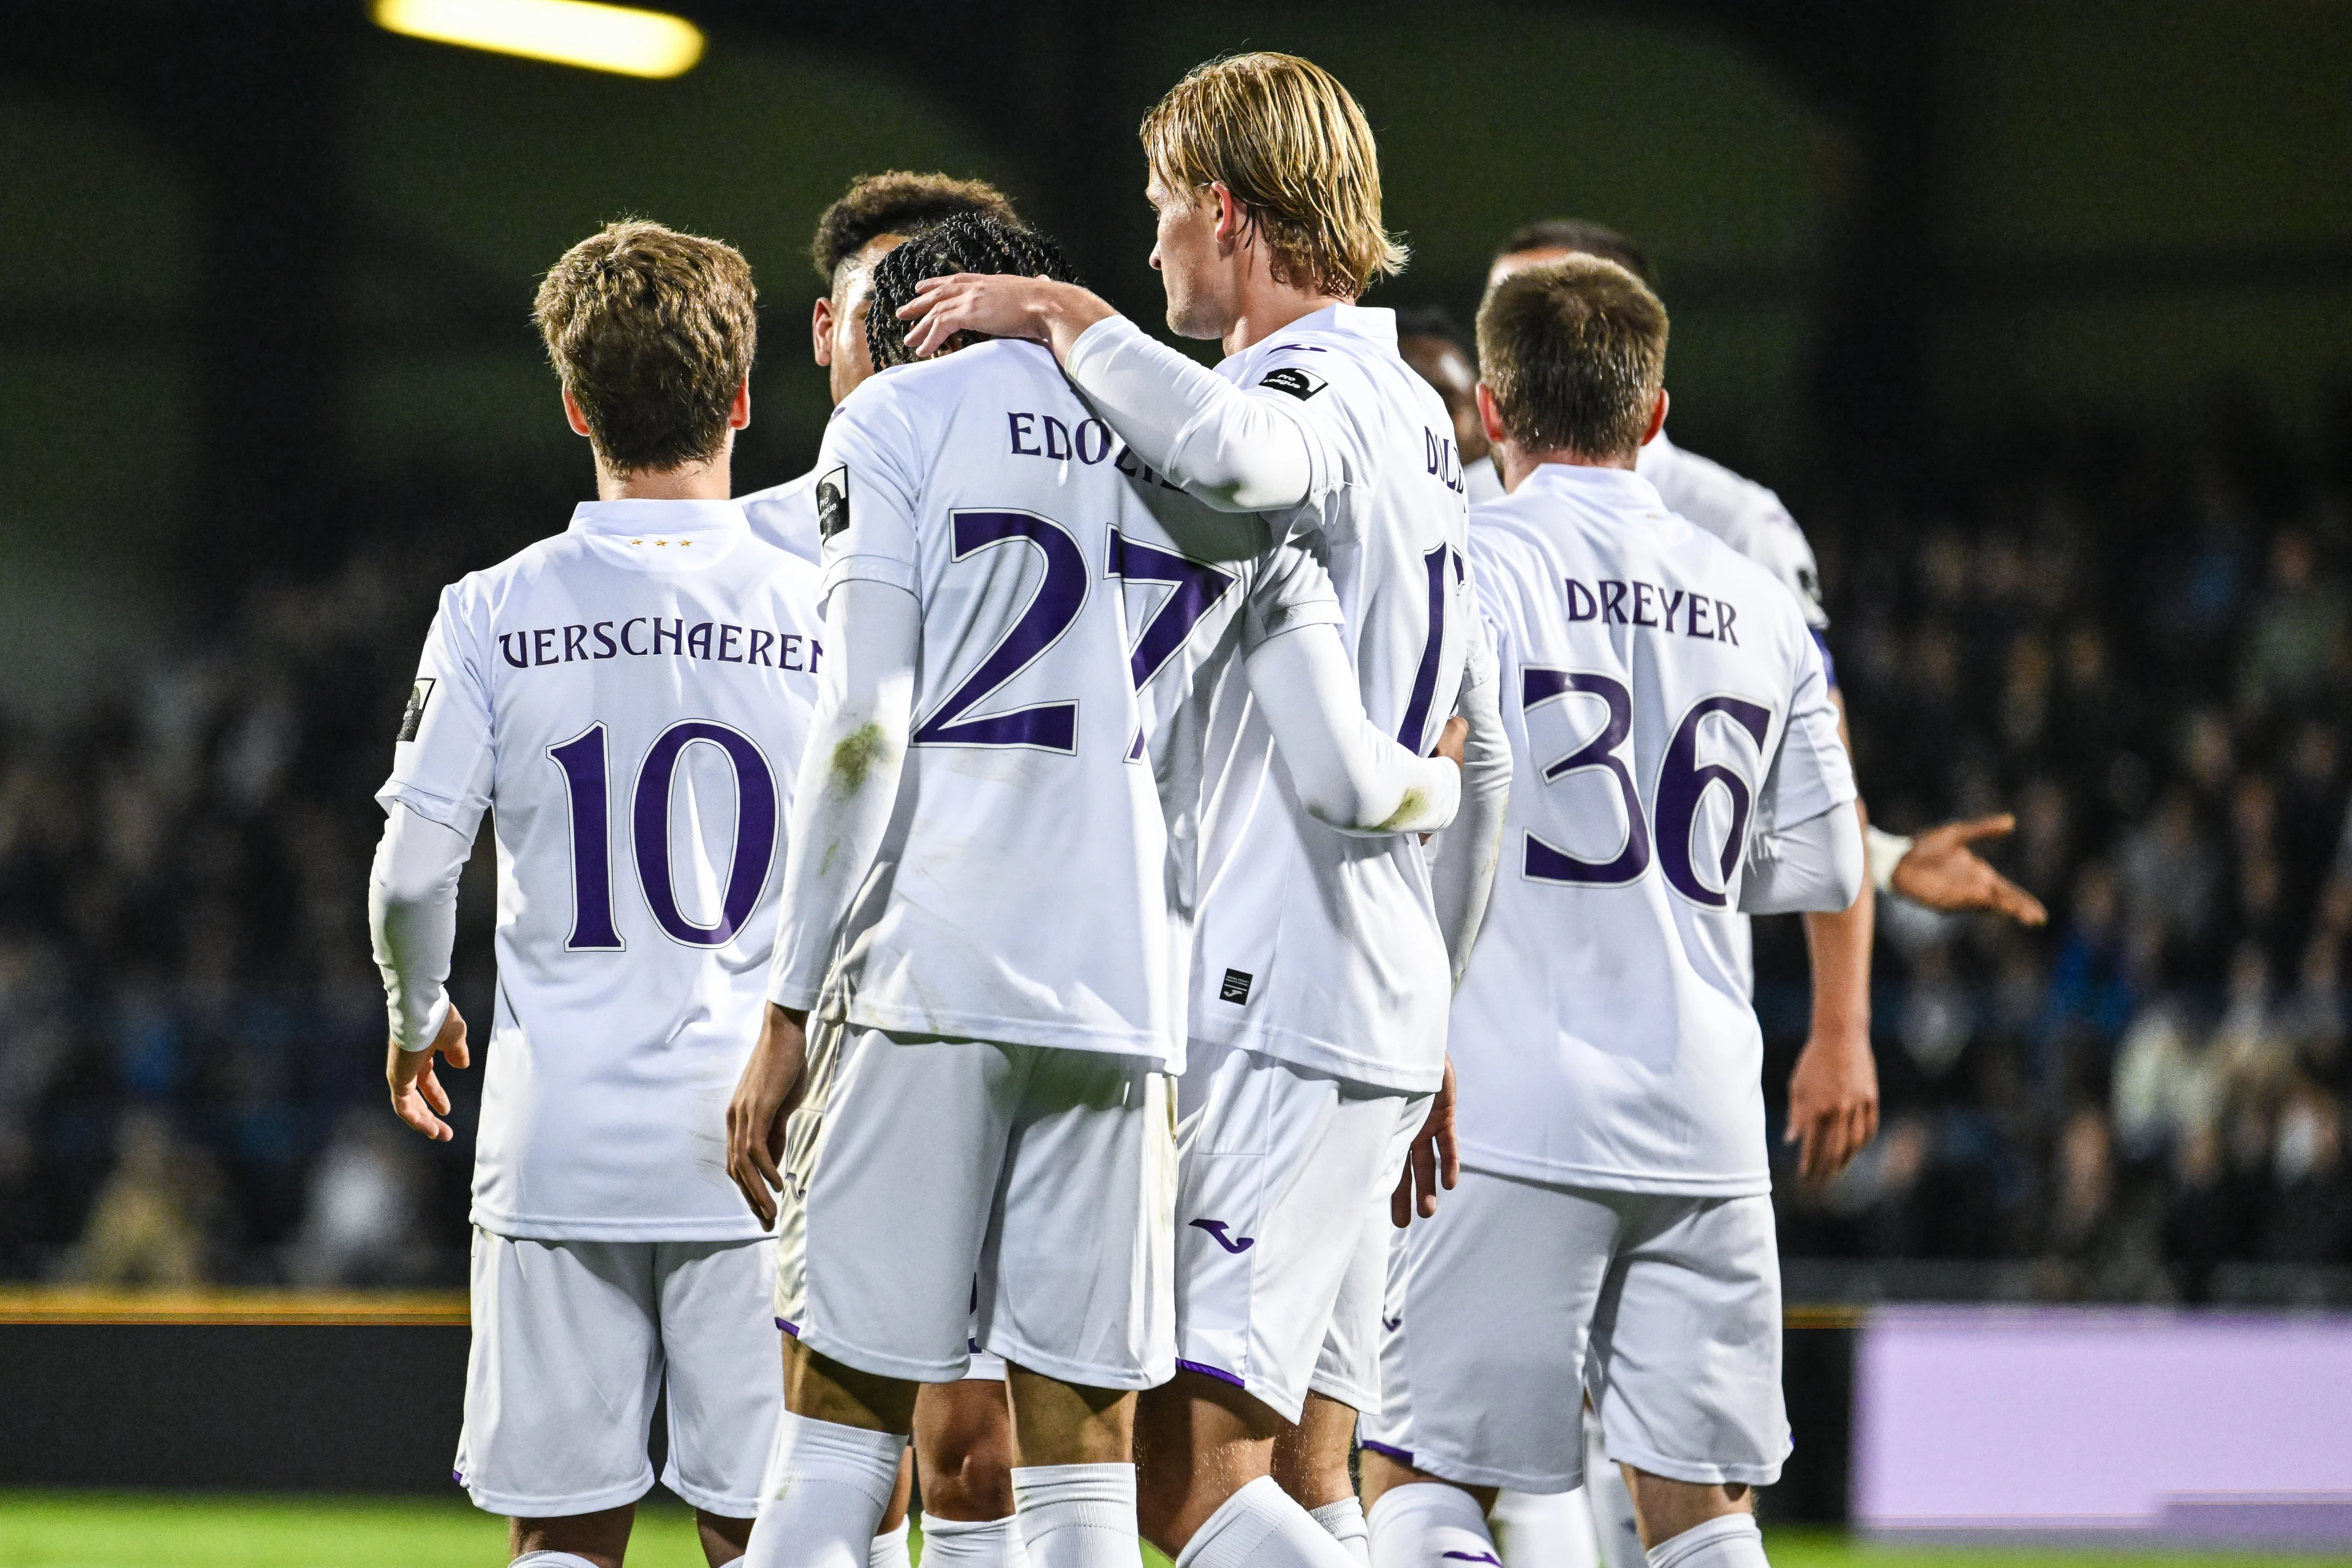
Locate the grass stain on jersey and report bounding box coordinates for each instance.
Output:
[831,723,888,791]
[1375,786,1427,833]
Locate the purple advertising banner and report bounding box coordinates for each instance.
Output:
[1853,1306,2352,1540]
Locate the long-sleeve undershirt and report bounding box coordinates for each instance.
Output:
[1062,315,1322,515]
[368,801,474,1050]
[1430,626,1512,987]
[1741,799,1866,916]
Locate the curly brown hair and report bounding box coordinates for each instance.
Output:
[533,219,756,476]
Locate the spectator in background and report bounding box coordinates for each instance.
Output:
[2239,529,2349,719]
[68,1109,226,1287]
[2264,1085,2350,1264]
[290,1108,430,1286]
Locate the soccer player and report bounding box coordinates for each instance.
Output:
[724,214,1463,1568]
[740,168,1032,1568]
[1359,257,1864,1568]
[897,51,1510,1568]
[371,221,820,1568]
[1459,216,2046,1568]
[740,172,1023,564]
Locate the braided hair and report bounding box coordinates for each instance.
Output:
[864,214,1084,371]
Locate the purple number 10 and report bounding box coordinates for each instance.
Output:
[1521,669,1770,907]
[548,719,779,949]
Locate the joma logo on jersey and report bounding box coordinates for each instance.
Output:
[1564,578,1741,644]
[1189,1219,1255,1254]
[1257,366,1327,401]
[1219,968,1253,1005]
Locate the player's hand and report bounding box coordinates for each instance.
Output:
[896,274,1115,361]
[387,1003,470,1142]
[727,1003,811,1231]
[1433,714,1468,769]
[1392,1055,1460,1226]
[1784,1026,1878,1185]
[1890,814,2048,926]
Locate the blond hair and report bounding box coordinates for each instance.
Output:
[1476,256,1668,461]
[533,220,757,475]
[1140,51,1407,299]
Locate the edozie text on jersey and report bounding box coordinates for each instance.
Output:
[497,617,821,671]
[1566,578,1740,644]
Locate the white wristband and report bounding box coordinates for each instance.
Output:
[1865,824,1912,895]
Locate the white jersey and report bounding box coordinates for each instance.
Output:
[740,465,823,564]
[797,338,1335,1066]
[1188,304,1474,1093]
[1451,464,1853,1195]
[379,500,822,1240]
[1638,432,1828,635]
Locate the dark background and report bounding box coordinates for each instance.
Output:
[4,2,2352,1310]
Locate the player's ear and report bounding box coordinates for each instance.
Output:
[812,297,835,368]
[1476,382,1509,447]
[560,385,594,440]
[1210,182,1246,249]
[729,376,751,431]
[1644,388,1669,447]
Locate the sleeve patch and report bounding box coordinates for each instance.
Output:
[816,466,851,540]
[396,678,435,742]
[1257,366,1328,401]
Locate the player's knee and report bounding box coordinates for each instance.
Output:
[918,1408,1017,1520]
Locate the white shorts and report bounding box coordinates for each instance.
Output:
[1361,1170,1787,1491]
[776,1019,1176,1390]
[1172,1040,1428,1423]
[455,1230,781,1518]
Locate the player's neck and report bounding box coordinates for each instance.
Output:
[1497,444,1637,491]
[1219,276,1350,358]
[593,451,734,502]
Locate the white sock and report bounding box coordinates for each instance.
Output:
[1177,1476,1357,1568]
[1644,1515,1766,1568]
[743,1411,910,1568]
[919,1512,1030,1567]
[510,1555,601,1568]
[1011,1462,1137,1568]
[870,1517,914,1568]
[1368,1481,1498,1568]
[1309,1496,1372,1568]
[1489,1488,1602,1568]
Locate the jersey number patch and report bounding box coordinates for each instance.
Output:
[912,509,1088,753]
[1520,669,1771,905]
[548,719,780,949]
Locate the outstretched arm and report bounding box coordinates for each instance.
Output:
[897,276,1319,514]
[1883,815,2049,925]
[1245,622,1460,836]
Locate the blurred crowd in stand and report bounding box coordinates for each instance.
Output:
[3,391,2351,1297]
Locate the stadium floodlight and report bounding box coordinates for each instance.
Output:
[372,0,705,79]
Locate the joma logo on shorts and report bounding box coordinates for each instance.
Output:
[1189,1219,1255,1254]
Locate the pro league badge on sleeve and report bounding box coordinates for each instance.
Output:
[816,466,851,540]
[397,677,435,742]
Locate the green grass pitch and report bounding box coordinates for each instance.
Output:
[2,1494,2347,1568]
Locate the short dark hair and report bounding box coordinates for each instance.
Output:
[1392,304,1473,361]
[1476,255,1667,462]
[864,216,1083,371]
[533,219,756,475]
[1492,218,1651,285]
[810,172,1022,294]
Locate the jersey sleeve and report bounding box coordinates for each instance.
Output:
[813,384,924,605]
[1757,620,1856,837]
[375,584,494,839]
[1750,506,1830,633]
[1238,538,1345,653]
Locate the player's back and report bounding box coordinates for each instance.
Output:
[1186,304,1472,1093]
[1452,462,1850,1196]
[380,501,821,1238]
[812,338,1183,1063]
